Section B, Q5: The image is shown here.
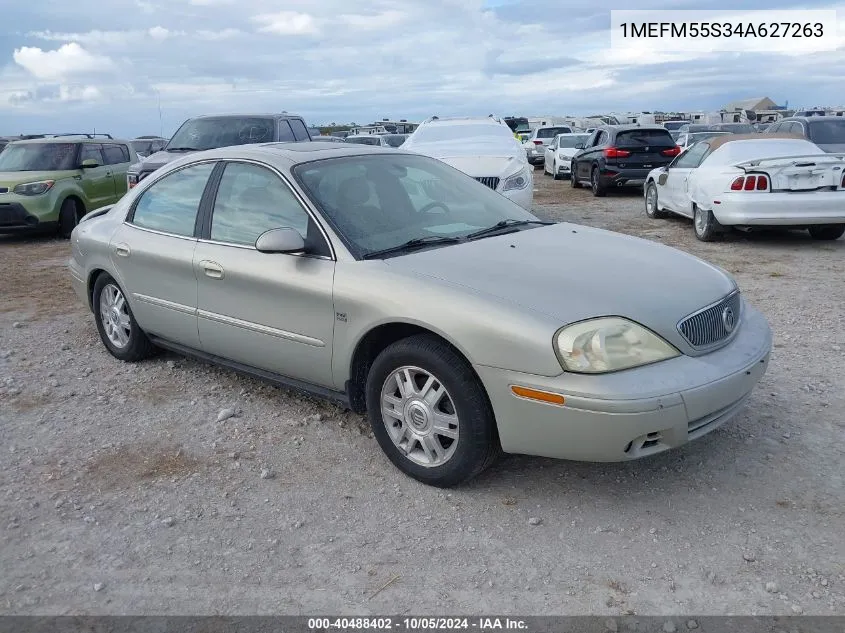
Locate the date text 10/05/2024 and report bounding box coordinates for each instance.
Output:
[308,617,528,630]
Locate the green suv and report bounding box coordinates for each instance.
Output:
[0,135,138,237]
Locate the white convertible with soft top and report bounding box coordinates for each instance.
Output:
[644,134,845,241]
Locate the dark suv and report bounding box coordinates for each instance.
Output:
[571,125,680,196]
[126,113,312,188]
[765,116,845,152]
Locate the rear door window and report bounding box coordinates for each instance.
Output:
[288,119,310,141]
[79,144,105,165]
[277,121,295,142]
[102,143,130,165]
[131,162,216,236]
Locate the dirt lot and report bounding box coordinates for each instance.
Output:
[1,171,843,616]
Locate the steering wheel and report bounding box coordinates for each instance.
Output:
[418,201,451,215]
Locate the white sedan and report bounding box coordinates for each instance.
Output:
[644,134,845,241]
[542,133,589,179]
[403,116,533,209]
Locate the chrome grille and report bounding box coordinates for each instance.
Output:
[677,291,742,349]
[475,176,500,190]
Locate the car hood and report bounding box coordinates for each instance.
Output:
[556,148,578,158]
[406,141,526,177]
[0,170,70,188]
[384,223,736,353]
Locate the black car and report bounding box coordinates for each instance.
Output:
[765,116,845,152]
[126,113,312,188]
[571,125,680,197]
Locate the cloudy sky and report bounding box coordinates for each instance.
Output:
[1,0,843,137]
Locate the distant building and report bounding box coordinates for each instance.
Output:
[723,97,778,112]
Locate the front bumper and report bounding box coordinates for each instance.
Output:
[712,192,845,226]
[500,184,534,210]
[556,160,572,174]
[475,303,772,462]
[0,198,57,232]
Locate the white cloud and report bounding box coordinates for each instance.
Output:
[12,43,116,82]
[338,10,406,30]
[252,11,319,35]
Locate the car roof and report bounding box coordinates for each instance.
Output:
[782,116,845,122]
[190,141,398,165]
[704,133,804,151]
[421,117,503,126]
[604,124,671,132]
[183,113,304,121]
[8,136,132,145]
[556,132,588,136]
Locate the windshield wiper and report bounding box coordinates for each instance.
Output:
[165,147,202,152]
[362,235,462,260]
[464,219,554,241]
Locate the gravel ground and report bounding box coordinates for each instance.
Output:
[1,171,843,616]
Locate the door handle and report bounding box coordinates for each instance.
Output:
[114,243,130,257]
[200,260,224,279]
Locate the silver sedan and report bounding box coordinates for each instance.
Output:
[68,142,772,487]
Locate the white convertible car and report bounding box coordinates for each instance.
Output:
[644,134,845,241]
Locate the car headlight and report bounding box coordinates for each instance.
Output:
[501,167,530,191]
[558,153,571,161]
[554,317,680,374]
[13,180,55,196]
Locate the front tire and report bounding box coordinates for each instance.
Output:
[644,182,668,218]
[808,224,845,240]
[365,334,500,487]
[693,205,721,242]
[58,199,80,239]
[93,274,156,362]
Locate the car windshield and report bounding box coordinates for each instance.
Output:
[713,124,755,133]
[410,124,511,144]
[383,135,407,147]
[616,129,675,146]
[808,120,845,144]
[557,135,589,148]
[0,142,78,171]
[166,117,275,150]
[687,132,731,143]
[293,154,538,257]
[131,141,152,154]
[536,127,571,138]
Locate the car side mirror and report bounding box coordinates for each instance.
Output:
[80,159,100,169]
[255,227,306,254]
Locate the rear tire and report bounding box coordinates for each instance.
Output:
[693,205,721,242]
[365,334,500,487]
[58,199,80,239]
[808,224,845,241]
[92,274,156,362]
[591,167,606,197]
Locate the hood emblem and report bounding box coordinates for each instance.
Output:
[721,306,736,333]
